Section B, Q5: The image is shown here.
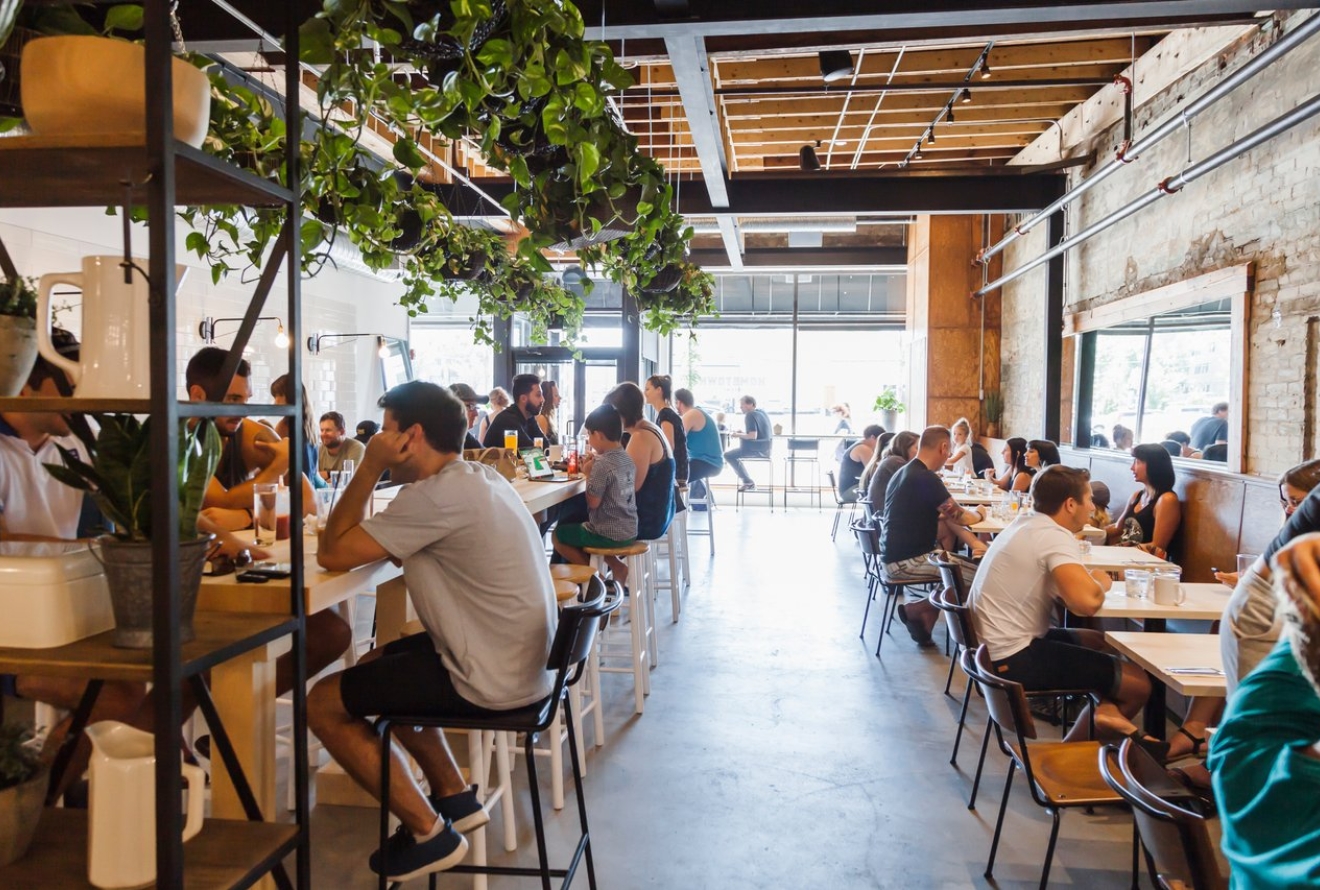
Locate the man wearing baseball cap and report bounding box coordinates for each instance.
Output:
[448,383,488,450]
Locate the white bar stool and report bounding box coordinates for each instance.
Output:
[584,541,654,714]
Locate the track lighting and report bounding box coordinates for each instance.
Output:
[927,127,936,145]
[960,88,973,103]
[980,62,992,79]
[818,49,855,83]
[799,142,822,171]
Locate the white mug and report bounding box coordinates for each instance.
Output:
[548,444,564,462]
[1152,576,1186,606]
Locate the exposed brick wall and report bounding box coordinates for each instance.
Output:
[999,12,1320,475]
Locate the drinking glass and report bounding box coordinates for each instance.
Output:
[1123,567,1152,599]
[341,459,355,477]
[504,430,519,451]
[1237,553,1258,576]
[1078,539,1093,556]
[253,483,279,545]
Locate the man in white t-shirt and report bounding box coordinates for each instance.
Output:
[968,465,1160,750]
[308,381,557,883]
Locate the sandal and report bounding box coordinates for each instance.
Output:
[1126,730,1171,764]
[1176,726,1208,758]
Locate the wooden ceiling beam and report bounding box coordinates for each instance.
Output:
[760,147,1019,168]
[725,119,1055,140]
[711,37,1154,84]
[713,87,1095,117]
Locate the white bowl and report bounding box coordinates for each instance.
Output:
[20,36,211,148]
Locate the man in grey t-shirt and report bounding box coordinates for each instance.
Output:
[308,381,556,882]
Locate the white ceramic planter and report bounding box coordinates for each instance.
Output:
[20,36,211,148]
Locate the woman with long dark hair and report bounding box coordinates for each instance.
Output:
[270,374,321,487]
[1105,442,1181,557]
[1025,439,1061,470]
[987,436,1033,492]
[606,382,675,546]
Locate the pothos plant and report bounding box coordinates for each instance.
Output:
[633,261,717,337]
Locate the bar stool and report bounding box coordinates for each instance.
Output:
[733,448,775,511]
[652,509,688,623]
[686,480,716,556]
[550,563,606,749]
[373,581,618,890]
[584,541,654,714]
[781,438,822,509]
[825,470,857,541]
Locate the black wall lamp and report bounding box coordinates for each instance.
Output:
[198,315,289,348]
[307,332,406,358]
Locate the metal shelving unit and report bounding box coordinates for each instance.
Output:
[0,1,310,886]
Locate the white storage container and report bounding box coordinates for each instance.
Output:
[0,541,113,648]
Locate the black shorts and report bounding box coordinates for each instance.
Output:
[992,629,1122,699]
[340,633,510,720]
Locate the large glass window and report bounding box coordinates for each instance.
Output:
[409,322,495,392]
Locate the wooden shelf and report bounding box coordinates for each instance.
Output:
[0,612,297,681]
[0,136,294,209]
[0,809,298,890]
[0,399,299,417]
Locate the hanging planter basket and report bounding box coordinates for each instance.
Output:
[392,0,509,62]
[548,185,644,251]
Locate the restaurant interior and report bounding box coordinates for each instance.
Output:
[2,0,1320,887]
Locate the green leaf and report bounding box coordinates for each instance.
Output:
[299,18,336,65]
[103,4,144,35]
[392,138,427,170]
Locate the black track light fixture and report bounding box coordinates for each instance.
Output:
[819,49,855,83]
[946,107,956,123]
[927,126,936,145]
[980,60,992,79]
[913,142,924,160]
[799,141,822,171]
[960,88,973,104]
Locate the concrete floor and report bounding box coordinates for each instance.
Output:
[305,503,1140,889]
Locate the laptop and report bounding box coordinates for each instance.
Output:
[520,447,572,482]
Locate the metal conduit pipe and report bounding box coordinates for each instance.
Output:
[977,11,1320,266]
[974,90,1320,298]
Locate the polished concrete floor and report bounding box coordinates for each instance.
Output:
[304,501,1140,889]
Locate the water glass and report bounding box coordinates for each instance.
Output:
[341,459,355,477]
[253,483,279,545]
[1237,553,1257,576]
[1078,539,1093,556]
[1124,567,1152,599]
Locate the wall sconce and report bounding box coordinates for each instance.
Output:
[199,315,289,348]
[307,332,406,357]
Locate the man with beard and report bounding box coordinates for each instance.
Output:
[309,381,556,881]
[481,373,544,449]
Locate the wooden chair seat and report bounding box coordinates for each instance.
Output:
[584,541,649,558]
[553,579,580,603]
[1010,741,1121,807]
[551,564,597,585]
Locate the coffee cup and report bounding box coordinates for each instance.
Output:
[548,444,564,462]
[1152,575,1186,606]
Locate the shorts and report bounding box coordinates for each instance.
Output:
[992,628,1123,699]
[555,522,634,550]
[340,633,508,720]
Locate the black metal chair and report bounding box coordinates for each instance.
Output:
[826,469,855,540]
[1100,740,1227,890]
[963,645,1128,890]
[850,519,883,641]
[374,577,620,890]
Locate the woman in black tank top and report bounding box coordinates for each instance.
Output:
[1105,442,1181,557]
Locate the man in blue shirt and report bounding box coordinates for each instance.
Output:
[724,394,773,491]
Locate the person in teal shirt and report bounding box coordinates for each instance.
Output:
[1209,532,1320,889]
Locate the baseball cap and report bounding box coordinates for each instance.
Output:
[448,383,489,404]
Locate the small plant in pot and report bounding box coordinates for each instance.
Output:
[0,721,46,866]
[984,389,1004,438]
[0,275,37,397]
[873,387,905,432]
[44,415,221,649]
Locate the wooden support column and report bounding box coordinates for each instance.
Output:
[905,215,1003,435]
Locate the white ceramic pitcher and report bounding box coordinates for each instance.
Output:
[85,721,205,889]
[36,256,187,399]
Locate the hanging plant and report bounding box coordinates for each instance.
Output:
[634,262,716,337]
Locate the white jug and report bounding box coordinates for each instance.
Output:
[85,721,205,889]
[36,256,187,399]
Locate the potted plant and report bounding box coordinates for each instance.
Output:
[873,388,906,432]
[0,721,46,866]
[633,262,717,337]
[0,275,37,396]
[44,416,220,648]
[984,389,1004,438]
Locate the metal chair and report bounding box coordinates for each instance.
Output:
[963,645,1127,890]
[373,578,620,890]
[825,470,856,541]
[1100,740,1227,890]
[850,519,883,642]
[781,437,822,509]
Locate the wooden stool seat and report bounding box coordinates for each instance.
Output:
[553,579,580,603]
[550,564,597,585]
[584,541,649,558]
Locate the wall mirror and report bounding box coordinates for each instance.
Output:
[1067,264,1250,474]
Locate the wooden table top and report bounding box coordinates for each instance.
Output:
[1099,582,1229,621]
[1082,545,1176,574]
[511,475,586,514]
[968,514,1105,542]
[1105,631,1226,697]
[952,489,1008,506]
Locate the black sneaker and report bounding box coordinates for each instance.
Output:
[429,785,490,833]
[895,603,934,647]
[369,821,468,882]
